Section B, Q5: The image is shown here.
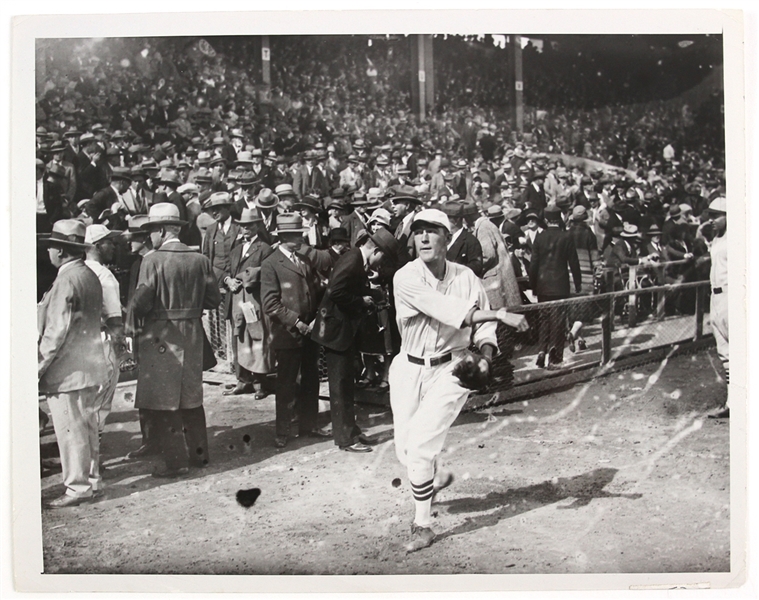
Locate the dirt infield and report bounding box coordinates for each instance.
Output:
[40,348,729,575]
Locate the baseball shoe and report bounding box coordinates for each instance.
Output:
[577,337,587,351]
[46,494,93,509]
[405,522,436,553]
[536,352,546,369]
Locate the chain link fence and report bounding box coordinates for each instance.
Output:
[486,279,713,401]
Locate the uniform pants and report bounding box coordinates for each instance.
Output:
[142,407,209,470]
[46,386,101,498]
[274,339,320,438]
[94,335,120,433]
[712,290,729,403]
[325,344,362,447]
[389,352,469,487]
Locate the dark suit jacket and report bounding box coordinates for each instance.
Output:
[311,248,371,352]
[446,229,484,277]
[228,238,274,332]
[529,226,582,297]
[202,220,242,288]
[88,185,118,223]
[341,212,368,248]
[76,151,109,202]
[261,248,320,349]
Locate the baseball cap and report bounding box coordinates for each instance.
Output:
[410,209,451,233]
[85,224,121,245]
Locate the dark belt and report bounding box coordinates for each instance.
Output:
[713,287,723,294]
[407,352,452,367]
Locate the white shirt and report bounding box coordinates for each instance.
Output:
[85,259,122,321]
[709,233,728,289]
[220,216,232,235]
[393,258,497,358]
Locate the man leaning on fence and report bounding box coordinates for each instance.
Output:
[128,203,221,478]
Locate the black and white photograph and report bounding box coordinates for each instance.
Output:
[7,7,749,595]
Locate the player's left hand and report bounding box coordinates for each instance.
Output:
[496,308,529,332]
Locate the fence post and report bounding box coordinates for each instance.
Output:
[605,270,615,332]
[656,285,667,319]
[601,296,613,365]
[627,265,637,328]
[694,285,705,340]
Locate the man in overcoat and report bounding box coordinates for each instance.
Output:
[223,208,275,398]
[311,229,399,452]
[38,219,108,507]
[130,203,221,477]
[528,205,582,368]
[261,214,327,448]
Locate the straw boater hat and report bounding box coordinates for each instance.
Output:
[255,188,280,210]
[274,184,296,199]
[620,222,641,238]
[39,219,91,249]
[140,203,187,228]
[274,213,308,235]
[235,207,264,225]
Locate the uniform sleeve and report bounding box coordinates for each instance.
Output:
[393,265,475,329]
[462,270,497,350]
[38,278,75,379]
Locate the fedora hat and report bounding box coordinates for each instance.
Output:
[645,224,663,236]
[40,219,90,249]
[328,227,350,244]
[274,213,308,235]
[571,205,589,222]
[293,194,322,213]
[158,170,181,186]
[236,151,254,165]
[122,215,150,239]
[141,203,187,228]
[254,188,280,209]
[209,156,227,168]
[111,166,132,181]
[203,191,235,210]
[369,228,400,261]
[48,141,67,153]
[235,207,264,225]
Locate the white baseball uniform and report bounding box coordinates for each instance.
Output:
[709,233,728,394]
[390,258,497,500]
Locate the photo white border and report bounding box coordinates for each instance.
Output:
[5,5,752,597]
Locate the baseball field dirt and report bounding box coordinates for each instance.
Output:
[40,347,729,576]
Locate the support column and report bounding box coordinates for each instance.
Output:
[261,36,271,85]
[411,35,434,121]
[513,35,524,137]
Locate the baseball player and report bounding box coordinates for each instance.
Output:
[700,197,729,418]
[390,208,529,552]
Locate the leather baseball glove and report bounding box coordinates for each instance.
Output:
[452,350,491,391]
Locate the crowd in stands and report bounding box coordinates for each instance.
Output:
[35,34,726,368]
